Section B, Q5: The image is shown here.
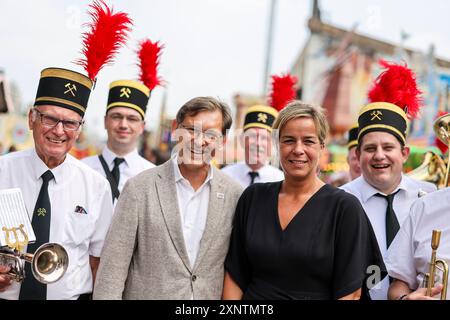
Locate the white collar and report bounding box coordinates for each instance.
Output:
[31,148,70,185]
[171,155,213,185]
[360,174,408,203]
[102,146,140,168]
[242,161,269,174]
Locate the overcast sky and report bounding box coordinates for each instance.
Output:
[1,0,449,140]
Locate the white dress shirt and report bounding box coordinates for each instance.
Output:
[221,162,284,188]
[386,188,450,299]
[172,157,212,268]
[82,146,155,193]
[341,175,436,300]
[0,149,114,300]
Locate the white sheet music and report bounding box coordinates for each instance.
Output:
[0,188,36,247]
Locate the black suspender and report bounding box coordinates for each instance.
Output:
[98,155,120,201]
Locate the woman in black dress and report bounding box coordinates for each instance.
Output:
[222,101,386,300]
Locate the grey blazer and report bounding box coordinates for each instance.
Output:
[93,160,243,300]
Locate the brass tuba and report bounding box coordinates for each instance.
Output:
[407,151,447,188]
[423,230,449,300]
[407,113,450,189]
[433,113,450,188]
[0,242,69,284]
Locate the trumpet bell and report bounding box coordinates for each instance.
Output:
[31,243,69,284]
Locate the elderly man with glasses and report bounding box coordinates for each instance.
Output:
[0,68,114,300]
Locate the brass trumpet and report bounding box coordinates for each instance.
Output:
[0,243,69,284]
[424,230,449,300]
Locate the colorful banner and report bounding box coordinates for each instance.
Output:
[0,114,34,152]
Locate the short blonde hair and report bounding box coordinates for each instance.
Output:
[272,100,329,144]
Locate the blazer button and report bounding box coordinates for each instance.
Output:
[191,275,197,282]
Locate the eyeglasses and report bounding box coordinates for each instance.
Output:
[178,125,223,143]
[108,113,142,124]
[33,109,83,131]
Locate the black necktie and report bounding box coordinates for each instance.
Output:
[248,171,259,185]
[375,190,400,248]
[19,170,54,300]
[111,157,125,185]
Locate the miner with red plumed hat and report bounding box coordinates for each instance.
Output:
[82,39,164,204]
[0,0,132,300]
[221,74,296,188]
[341,60,437,300]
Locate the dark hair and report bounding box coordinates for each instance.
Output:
[175,97,232,135]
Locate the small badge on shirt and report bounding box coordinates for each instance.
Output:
[216,193,224,199]
[417,189,427,198]
[74,205,88,214]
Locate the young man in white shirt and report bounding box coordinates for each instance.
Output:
[82,80,155,203]
[341,61,436,300]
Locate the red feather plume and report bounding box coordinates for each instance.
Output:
[368,60,423,119]
[435,111,449,154]
[268,74,298,111]
[76,0,133,81]
[137,39,164,91]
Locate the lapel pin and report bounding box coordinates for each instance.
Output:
[75,205,88,214]
[216,193,224,199]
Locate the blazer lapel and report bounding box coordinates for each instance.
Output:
[155,161,192,272]
[193,168,226,271]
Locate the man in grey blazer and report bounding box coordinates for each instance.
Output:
[93,96,243,299]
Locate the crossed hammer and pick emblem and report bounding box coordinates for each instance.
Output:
[370,110,383,121]
[37,208,47,217]
[120,87,131,98]
[257,113,268,123]
[64,83,77,97]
